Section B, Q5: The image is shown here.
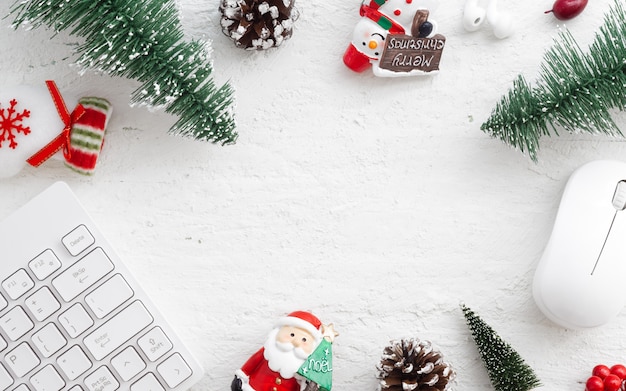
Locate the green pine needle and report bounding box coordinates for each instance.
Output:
[481,0,626,161]
[10,0,237,144]
[461,304,541,391]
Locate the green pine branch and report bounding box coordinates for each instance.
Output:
[481,0,626,161]
[9,0,237,144]
[461,304,541,391]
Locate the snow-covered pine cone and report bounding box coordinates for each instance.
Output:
[376,338,455,391]
[219,0,298,50]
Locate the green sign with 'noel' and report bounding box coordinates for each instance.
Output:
[297,338,333,391]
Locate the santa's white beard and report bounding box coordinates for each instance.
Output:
[263,328,309,379]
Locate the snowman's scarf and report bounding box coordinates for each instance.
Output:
[359,2,406,34]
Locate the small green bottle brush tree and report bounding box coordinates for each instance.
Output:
[481,0,626,161]
[9,0,237,145]
[461,304,541,391]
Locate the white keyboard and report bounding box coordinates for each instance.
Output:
[0,182,204,391]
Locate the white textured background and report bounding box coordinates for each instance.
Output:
[1,0,626,390]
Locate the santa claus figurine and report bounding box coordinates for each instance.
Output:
[232,311,325,391]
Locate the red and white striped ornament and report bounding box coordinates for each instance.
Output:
[64,97,112,175]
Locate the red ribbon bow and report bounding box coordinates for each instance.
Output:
[26,80,86,167]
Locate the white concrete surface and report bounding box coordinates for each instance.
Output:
[1,0,625,390]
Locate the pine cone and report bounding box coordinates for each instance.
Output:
[376,339,455,391]
[219,0,298,50]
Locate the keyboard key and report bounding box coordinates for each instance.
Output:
[30,365,65,391]
[62,225,95,257]
[130,373,165,391]
[57,345,93,381]
[0,306,34,341]
[52,247,114,302]
[112,346,146,381]
[58,303,94,338]
[5,342,40,377]
[0,363,13,390]
[138,327,173,362]
[157,353,192,388]
[28,249,62,280]
[0,293,7,311]
[32,323,67,358]
[25,287,61,322]
[2,269,35,300]
[84,301,153,360]
[84,366,119,391]
[85,274,134,319]
[69,386,84,391]
[0,335,6,352]
[13,384,29,391]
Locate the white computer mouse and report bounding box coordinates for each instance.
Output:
[533,160,626,329]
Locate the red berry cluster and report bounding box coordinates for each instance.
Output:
[586,364,626,391]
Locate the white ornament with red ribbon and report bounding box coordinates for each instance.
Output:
[0,81,112,178]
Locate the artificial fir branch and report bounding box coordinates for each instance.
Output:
[481,0,626,161]
[9,0,237,144]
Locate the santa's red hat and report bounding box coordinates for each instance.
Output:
[276,311,323,341]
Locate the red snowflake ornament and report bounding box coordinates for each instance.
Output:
[0,99,31,149]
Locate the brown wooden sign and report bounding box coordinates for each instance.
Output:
[379,34,446,74]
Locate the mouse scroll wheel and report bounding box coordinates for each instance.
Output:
[612,180,626,211]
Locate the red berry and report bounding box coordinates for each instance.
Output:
[544,0,588,20]
[610,365,626,380]
[586,376,605,391]
[594,365,613,380]
[604,374,622,391]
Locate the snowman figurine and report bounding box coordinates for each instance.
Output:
[343,0,445,77]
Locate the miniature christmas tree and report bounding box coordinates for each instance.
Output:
[298,324,338,391]
[481,0,626,161]
[461,304,541,391]
[9,0,237,144]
